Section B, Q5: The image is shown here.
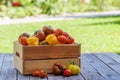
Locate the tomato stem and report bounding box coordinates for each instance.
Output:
[70,61,76,65]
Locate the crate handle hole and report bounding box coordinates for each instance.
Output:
[16,52,20,57]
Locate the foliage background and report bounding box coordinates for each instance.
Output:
[0,0,120,18]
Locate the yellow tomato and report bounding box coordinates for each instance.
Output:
[45,34,58,45]
[27,36,39,46]
[68,64,80,75]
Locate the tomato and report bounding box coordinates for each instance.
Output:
[54,28,63,36]
[43,26,54,35]
[39,70,47,78]
[66,36,74,44]
[45,34,58,45]
[32,70,40,77]
[53,62,67,75]
[53,65,61,75]
[27,36,39,46]
[34,30,45,41]
[57,35,67,44]
[63,69,71,77]
[62,32,69,37]
[68,64,80,75]
[19,32,30,38]
[32,70,47,78]
[19,37,28,45]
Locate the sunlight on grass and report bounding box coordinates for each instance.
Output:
[0,16,120,54]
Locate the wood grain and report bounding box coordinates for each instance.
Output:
[104,53,120,64]
[0,54,17,80]
[0,54,4,72]
[14,55,80,75]
[14,54,24,74]
[84,54,120,80]
[14,41,80,60]
[95,53,120,75]
[82,54,105,80]
[1,53,120,80]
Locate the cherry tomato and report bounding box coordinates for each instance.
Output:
[63,69,72,77]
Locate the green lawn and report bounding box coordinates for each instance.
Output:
[0,16,120,54]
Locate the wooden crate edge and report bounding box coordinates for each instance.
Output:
[14,56,80,75]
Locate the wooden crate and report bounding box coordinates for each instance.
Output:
[14,55,80,75]
[14,41,81,75]
[14,41,80,60]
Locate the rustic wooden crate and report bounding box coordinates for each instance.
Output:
[14,55,80,75]
[14,41,81,75]
[14,41,80,60]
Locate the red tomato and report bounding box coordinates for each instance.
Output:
[66,36,74,44]
[54,28,63,36]
[19,37,28,45]
[57,35,67,44]
[32,70,40,77]
[63,69,71,77]
[62,32,69,37]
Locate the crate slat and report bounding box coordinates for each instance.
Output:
[14,41,80,60]
[14,55,80,75]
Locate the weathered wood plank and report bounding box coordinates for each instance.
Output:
[29,76,40,80]
[85,54,120,80]
[64,74,85,80]
[29,76,48,80]
[104,53,120,63]
[94,53,120,75]
[17,71,29,80]
[48,74,64,80]
[0,54,5,72]
[81,55,105,80]
[0,54,17,80]
[1,53,120,80]
[14,41,80,60]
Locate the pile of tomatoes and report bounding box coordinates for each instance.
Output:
[18,26,75,46]
[32,62,80,78]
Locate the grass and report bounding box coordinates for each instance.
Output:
[0,16,120,54]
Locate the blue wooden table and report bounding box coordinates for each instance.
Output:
[0,53,120,80]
